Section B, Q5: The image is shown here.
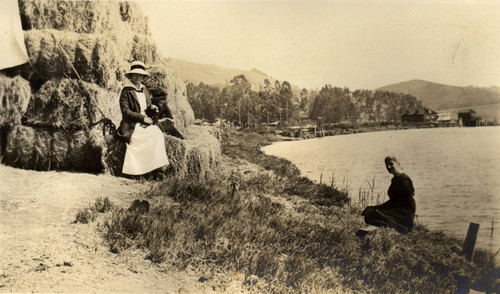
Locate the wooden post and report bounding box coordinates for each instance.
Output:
[463,222,479,261]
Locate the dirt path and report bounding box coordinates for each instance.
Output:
[0,164,246,293]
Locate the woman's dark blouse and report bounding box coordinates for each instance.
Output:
[377,173,415,214]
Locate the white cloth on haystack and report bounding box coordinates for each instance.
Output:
[0,0,29,70]
[122,91,169,175]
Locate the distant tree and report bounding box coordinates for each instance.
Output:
[310,85,421,125]
[186,83,203,119]
[221,75,252,125]
[299,88,309,111]
[186,82,221,122]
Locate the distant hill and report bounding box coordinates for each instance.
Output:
[164,58,273,90]
[377,79,500,110]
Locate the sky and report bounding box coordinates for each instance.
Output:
[138,0,500,90]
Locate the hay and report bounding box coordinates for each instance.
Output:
[33,128,52,170]
[19,1,151,65]
[19,1,149,35]
[163,135,188,178]
[4,125,35,168]
[144,64,195,132]
[161,128,221,180]
[24,78,121,129]
[0,74,32,126]
[130,33,158,65]
[51,130,71,170]
[118,2,151,35]
[182,125,221,179]
[86,126,107,173]
[53,126,106,173]
[23,30,124,90]
[68,129,89,171]
[4,124,108,173]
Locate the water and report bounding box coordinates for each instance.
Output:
[262,126,500,251]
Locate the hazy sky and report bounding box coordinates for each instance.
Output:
[139,1,500,90]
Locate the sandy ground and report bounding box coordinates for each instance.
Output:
[0,162,250,293]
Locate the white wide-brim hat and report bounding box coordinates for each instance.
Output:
[125,61,150,77]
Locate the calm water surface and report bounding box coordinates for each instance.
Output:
[262,126,500,250]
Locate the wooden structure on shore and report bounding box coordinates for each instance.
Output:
[402,108,438,124]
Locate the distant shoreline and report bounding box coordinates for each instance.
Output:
[258,122,498,141]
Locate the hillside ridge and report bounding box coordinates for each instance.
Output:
[377,79,500,110]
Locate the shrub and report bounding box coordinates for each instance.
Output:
[74,196,113,223]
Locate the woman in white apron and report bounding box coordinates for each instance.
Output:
[117,61,169,176]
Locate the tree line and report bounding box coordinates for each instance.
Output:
[186,75,422,127]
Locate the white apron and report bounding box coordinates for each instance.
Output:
[122,91,169,175]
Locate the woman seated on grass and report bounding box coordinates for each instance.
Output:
[361,156,416,233]
[117,61,169,178]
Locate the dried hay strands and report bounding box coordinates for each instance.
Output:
[4,125,35,169]
[19,0,150,36]
[130,33,158,66]
[23,29,125,90]
[118,2,151,35]
[50,129,71,170]
[144,64,195,132]
[182,126,221,179]
[162,125,221,180]
[164,135,188,178]
[5,125,107,173]
[33,128,52,171]
[68,129,89,171]
[0,74,32,126]
[24,78,121,130]
[86,127,107,173]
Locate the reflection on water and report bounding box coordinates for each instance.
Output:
[262,126,500,250]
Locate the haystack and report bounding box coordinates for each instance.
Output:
[0,74,32,126]
[4,125,34,168]
[23,78,120,129]
[5,124,107,173]
[23,29,125,90]
[19,0,150,35]
[181,125,221,180]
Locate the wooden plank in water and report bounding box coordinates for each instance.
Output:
[463,222,480,261]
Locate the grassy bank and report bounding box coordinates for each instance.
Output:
[86,129,499,293]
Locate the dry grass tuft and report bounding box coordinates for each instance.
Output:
[74,196,113,224]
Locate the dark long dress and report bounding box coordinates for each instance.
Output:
[362,173,416,232]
